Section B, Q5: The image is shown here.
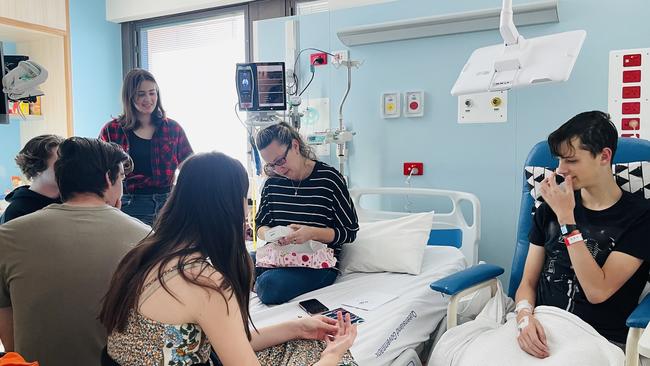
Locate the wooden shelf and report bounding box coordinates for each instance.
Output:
[8,115,45,122]
[0,16,65,41]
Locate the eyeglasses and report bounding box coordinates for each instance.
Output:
[265,144,292,170]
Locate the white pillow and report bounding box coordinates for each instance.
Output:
[339,211,434,275]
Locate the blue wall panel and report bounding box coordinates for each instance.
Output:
[256,0,650,281]
[69,0,123,138]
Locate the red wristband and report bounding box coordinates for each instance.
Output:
[564,231,583,247]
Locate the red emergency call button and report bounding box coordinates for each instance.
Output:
[409,102,419,110]
[623,70,642,83]
[622,118,640,130]
[623,54,642,67]
[622,102,641,115]
[622,86,641,99]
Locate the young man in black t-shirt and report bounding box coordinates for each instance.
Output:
[515,111,650,358]
[1,134,63,224]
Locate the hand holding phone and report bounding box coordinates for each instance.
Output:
[321,312,358,362]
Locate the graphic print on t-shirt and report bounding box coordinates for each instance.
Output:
[541,225,617,313]
[531,191,650,343]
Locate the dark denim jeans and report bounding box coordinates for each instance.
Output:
[121,193,169,226]
[254,266,338,305]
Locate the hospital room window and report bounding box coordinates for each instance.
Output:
[294,0,329,15]
[135,8,249,168]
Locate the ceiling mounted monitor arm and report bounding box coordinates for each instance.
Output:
[491,0,527,91]
[500,0,522,47]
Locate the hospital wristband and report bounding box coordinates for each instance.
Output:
[564,231,583,247]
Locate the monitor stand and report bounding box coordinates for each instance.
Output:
[245,111,282,127]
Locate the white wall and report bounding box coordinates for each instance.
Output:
[106,0,251,22]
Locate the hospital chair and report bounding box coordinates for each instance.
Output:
[430,137,650,366]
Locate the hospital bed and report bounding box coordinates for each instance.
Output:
[249,187,480,365]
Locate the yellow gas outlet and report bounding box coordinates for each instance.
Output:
[458,90,507,123]
[381,92,401,118]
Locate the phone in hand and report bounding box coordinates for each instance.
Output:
[322,307,365,324]
[299,298,329,315]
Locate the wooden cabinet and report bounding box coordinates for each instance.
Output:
[0,0,67,31]
[0,0,73,145]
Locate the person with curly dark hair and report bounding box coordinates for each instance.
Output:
[1,134,64,224]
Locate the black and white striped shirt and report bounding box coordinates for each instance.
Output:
[255,161,359,258]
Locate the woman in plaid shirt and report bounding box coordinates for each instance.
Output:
[99,69,193,226]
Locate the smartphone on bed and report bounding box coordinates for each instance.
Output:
[299,299,329,315]
[322,307,365,324]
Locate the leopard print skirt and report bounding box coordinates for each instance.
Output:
[256,339,357,366]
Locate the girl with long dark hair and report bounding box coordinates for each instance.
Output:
[99,152,356,366]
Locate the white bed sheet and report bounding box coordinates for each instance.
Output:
[250,246,467,365]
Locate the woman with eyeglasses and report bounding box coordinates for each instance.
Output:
[254,122,359,305]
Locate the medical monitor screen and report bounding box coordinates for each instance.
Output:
[257,64,285,109]
[237,68,254,109]
[236,62,286,111]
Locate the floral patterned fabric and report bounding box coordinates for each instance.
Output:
[256,339,357,366]
[106,262,212,366]
[256,241,338,269]
[107,311,212,366]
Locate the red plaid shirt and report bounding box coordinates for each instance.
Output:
[99,118,193,193]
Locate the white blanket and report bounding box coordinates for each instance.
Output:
[431,283,624,366]
[250,246,467,365]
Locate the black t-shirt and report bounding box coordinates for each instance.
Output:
[529,190,650,343]
[1,186,61,224]
[128,130,153,178]
[127,130,168,194]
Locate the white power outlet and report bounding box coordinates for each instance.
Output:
[457,90,508,123]
[333,50,350,65]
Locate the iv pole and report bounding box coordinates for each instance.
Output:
[331,58,360,176]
